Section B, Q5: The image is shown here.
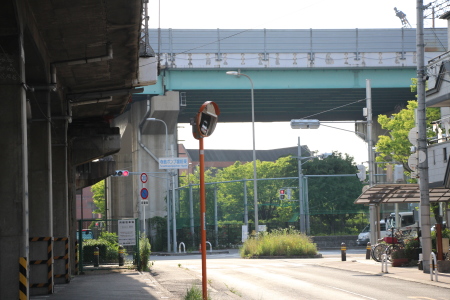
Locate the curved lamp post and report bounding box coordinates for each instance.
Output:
[226,71,258,233]
[146,117,177,253]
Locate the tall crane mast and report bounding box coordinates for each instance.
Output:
[394,7,412,28]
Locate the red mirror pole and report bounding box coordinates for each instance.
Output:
[199,137,207,300]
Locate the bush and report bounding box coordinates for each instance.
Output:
[82,231,122,263]
[139,234,151,271]
[239,227,317,258]
[82,239,109,262]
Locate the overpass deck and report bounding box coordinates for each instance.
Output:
[136,28,448,122]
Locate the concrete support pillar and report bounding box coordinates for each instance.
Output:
[0,32,29,299]
[52,120,70,283]
[28,91,54,295]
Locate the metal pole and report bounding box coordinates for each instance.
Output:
[305,177,310,234]
[166,177,170,252]
[214,186,218,247]
[248,76,258,233]
[243,179,248,225]
[366,79,377,245]
[199,137,208,300]
[226,71,258,232]
[189,184,194,249]
[417,0,432,274]
[146,118,173,251]
[298,137,305,233]
[171,171,177,253]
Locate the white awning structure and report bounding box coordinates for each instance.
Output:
[354,184,450,205]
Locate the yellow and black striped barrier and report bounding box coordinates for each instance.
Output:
[94,246,100,267]
[19,257,28,300]
[341,242,347,261]
[54,237,70,283]
[29,237,54,294]
[366,242,371,260]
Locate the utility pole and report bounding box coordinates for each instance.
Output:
[298,137,305,233]
[366,79,378,245]
[417,0,432,274]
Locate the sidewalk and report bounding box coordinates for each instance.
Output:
[31,269,176,300]
[32,250,450,299]
[320,252,450,289]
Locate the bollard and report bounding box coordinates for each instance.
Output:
[366,242,371,260]
[94,246,99,267]
[118,245,124,266]
[341,242,346,261]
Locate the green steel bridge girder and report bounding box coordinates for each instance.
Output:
[144,68,416,94]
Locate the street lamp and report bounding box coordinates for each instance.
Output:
[146,117,177,253]
[226,71,259,233]
[290,119,322,234]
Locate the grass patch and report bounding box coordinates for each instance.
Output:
[239,227,317,258]
[184,285,211,300]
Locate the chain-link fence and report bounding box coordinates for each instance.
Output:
[148,176,368,251]
[77,219,139,272]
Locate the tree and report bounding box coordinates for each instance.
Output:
[302,152,364,234]
[375,79,441,222]
[91,180,106,216]
[375,100,440,172]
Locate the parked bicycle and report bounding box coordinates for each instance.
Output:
[370,229,416,262]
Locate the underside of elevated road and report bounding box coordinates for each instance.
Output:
[0,1,152,298]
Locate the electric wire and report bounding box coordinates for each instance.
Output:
[299,98,367,120]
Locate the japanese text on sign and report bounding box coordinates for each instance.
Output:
[158,157,189,169]
[118,219,136,246]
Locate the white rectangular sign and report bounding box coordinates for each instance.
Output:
[118,219,136,246]
[159,157,189,169]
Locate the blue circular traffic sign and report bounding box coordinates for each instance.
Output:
[140,188,149,199]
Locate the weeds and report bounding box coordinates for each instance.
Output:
[139,234,151,271]
[239,227,317,258]
[184,285,211,300]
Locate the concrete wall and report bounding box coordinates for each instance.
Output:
[312,235,358,249]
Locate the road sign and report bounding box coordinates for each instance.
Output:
[118,219,136,246]
[141,200,149,205]
[140,173,148,183]
[159,157,189,169]
[140,188,148,199]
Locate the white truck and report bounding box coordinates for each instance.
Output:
[356,219,387,246]
[386,211,418,234]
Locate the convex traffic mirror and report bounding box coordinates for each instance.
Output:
[192,101,220,139]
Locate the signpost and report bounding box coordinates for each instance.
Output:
[192,101,220,300]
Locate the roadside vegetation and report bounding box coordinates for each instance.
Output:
[184,285,211,300]
[240,227,317,258]
[139,234,152,271]
[82,231,123,262]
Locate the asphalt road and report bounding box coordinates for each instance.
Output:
[151,249,450,300]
